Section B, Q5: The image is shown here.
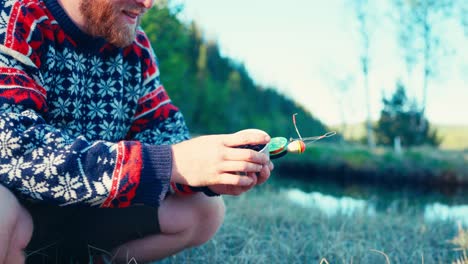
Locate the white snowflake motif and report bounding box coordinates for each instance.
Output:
[43,72,54,89]
[113,123,128,140]
[162,118,178,133]
[110,98,128,121]
[106,56,123,74]
[72,99,83,119]
[22,110,40,121]
[33,153,65,178]
[0,10,10,35]
[99,120,115,141]
[49,137,68,149]
[138,129,162,144]
[97,78,117,97]
[0,103,24,114]
[0,157,32,182]
[87,100,107,120]
[122,62,133,81]
[61,133,75,146]
[6,113,21,123]
[76,122,97,140]
[23,129,47,155]
[90,56,104,77]
[43,130,66,147]
[68,72,82,95]
[88,172,112,206]
[73,53,87,73]
[126,83,141,102]
[45,47,56,69]
[51,173,83,202]
[83,78,96,98]
[93,171,112,196]
[31,148,44,160]
[51,97,71,118]
[0,118,5,129]
[20,176,49,200]
[56,48,73,70]
[0,130,20,158]
[54,74,65,89]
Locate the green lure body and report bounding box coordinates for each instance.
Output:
[268,137,289,159]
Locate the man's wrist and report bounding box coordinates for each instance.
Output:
[170,182,220,197]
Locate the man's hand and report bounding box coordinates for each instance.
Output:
[208,160,274,195]
[171,129,273,192]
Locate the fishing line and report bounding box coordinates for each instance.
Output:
[268,113,336,159]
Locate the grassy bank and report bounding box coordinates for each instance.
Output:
[333,123,468,151]
[157,186,464,264]
[274,142,468,188]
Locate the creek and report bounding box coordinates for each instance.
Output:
[271,174,468,226]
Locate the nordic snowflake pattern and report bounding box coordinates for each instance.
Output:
[0,0,190,207]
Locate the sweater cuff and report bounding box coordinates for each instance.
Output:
[133,144,172,207]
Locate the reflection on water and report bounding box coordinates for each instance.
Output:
[425,203,468,226]
[285,187,468,226]
[285,188,376,217]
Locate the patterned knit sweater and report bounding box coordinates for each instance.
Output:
[0,0,190,208]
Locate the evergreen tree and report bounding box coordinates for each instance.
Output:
[375,82,440,147]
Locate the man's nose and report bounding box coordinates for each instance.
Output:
[135,0,155,9]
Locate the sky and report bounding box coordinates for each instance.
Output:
[174,0,468,126]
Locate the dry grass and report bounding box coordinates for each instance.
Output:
[449,222,468,251]
[156,186,462,264]
[54,184,468,264]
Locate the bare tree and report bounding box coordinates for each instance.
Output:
[354,0,376,149]
[392,0,454,130]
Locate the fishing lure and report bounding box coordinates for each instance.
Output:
[236,114,336,159]
[268,114,336,159]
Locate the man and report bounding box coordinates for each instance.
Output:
[0,0,273,263]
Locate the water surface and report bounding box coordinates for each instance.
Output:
[272,175,468,227]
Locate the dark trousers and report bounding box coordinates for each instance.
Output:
[21,200,160,264]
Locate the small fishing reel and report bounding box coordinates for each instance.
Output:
[236,114,336,160]
[268,137,305,159]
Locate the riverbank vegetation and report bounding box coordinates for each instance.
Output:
[158,185,467,264]
[139,2,468,263]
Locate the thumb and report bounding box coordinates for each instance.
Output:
[223,129,270,147]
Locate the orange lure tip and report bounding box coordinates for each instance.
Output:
[287,140,306,154]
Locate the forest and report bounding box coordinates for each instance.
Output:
[140,5,329,139]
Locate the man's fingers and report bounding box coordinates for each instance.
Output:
[219,161,264,173]
[222,129,270,147]
[256,164,271,185]
[246,173,258,186]
[221,147,269,163]
[216,173,254,186]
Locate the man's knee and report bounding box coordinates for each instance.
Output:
[0,185,33,261]
[11,206,34,252]
[189,195,225,247]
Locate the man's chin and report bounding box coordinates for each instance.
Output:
[106,31,137,48]
[111,39,135,48]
